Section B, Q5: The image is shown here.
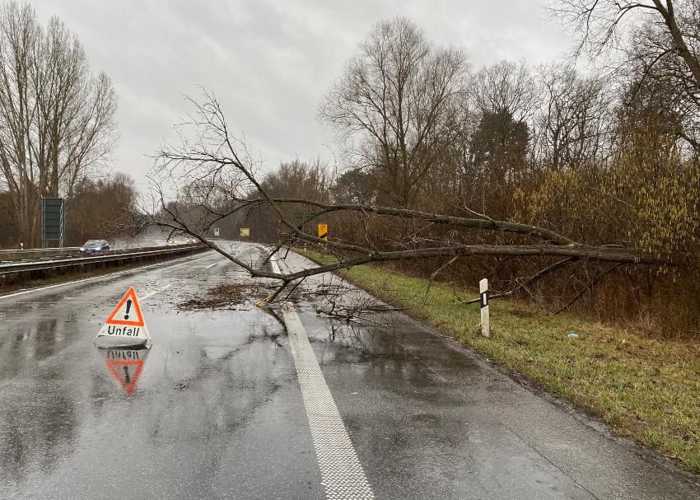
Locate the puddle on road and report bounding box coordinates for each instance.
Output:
[99,347,150,396]
[291,297,489,399]
[1,302,293,490]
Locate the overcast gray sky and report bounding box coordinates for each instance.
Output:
[32,0,572,193]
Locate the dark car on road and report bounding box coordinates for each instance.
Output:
[79,239,110,254]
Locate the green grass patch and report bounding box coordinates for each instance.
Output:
[297,248,700,474]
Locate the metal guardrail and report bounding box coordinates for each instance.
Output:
[0,243,207,279]
[0,243,202,262]
[0,246,80,255]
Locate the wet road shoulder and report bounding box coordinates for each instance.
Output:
[280,251,700,499]
[0,244,322,499]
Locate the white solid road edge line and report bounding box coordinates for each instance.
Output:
[271,258,375,500]
[0,251,211,301]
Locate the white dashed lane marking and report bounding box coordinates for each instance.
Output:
[272,259,374,500]
[140,283,173,301]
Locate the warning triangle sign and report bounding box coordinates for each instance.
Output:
[106,287,145,326]
[96,287,151,348]
[102,348,149,395]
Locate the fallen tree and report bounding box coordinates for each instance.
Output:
[150,92,668,305]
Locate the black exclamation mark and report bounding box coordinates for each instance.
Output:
[123,366,131,384]
[124,299,132,320]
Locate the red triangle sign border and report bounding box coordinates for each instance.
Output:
[105,287,145,327]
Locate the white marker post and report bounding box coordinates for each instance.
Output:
[480,278,490,337]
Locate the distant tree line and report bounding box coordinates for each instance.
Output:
[0,2,134,248]
[316,14,698,263]
[245,7,699,333]
[153,2,699,335]
[0,172,139,247]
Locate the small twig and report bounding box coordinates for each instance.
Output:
[422,255,459,304]
[553,263,624,315]
[284,276,307,301]
[264,280,290,305]
[459,257,577,305]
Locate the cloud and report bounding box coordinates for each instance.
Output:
[31,0,571,193]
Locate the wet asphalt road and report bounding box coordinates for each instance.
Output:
[0,241,698,499]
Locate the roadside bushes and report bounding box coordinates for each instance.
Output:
[257,17,700,337]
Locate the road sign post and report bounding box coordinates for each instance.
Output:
[41,198,64,248]
[480,278,490,337]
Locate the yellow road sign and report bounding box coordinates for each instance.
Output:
[317,223,328,240]
[240,227,250,238]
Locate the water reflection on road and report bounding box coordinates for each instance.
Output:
[0,266,305,498]
[100,347,150,396]
[0,313,80,486]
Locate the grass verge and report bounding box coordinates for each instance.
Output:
[297,248,700,475]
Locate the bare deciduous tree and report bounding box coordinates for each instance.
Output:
[471,61,537,122]
[66,172,138,243]
[152,92,664,306]
[554,0,700,150]
[0,2,116,246]
[320,17,466,208]
[533,65,612,169]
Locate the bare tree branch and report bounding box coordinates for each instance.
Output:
[148,90,667,304]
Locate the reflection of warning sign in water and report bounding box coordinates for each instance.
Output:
[95,287,151,347]
[102,348,149,395]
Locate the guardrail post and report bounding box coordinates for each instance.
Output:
[480,278,490,337]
